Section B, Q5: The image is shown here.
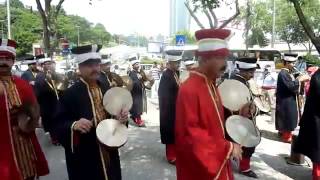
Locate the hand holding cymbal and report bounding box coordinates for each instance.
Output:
[231,143,242,160]
[117,109,129,124]
[239,102,255,119]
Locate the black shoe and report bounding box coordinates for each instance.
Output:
[240,170,258,179]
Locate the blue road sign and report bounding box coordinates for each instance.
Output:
[176,35,186,46]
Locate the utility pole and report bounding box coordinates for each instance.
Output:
[7,0,11,39]
[0,20,4,39]
[76,26,80,46]
[271,0,276,48]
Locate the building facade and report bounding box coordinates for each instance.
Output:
[170,0,191,36]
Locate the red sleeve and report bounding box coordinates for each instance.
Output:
[175,87,233,178]
[14,77,37,105]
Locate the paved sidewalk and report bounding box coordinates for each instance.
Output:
[38,100,312,180]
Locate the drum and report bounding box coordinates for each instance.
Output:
[226,115,261,147]
[96,119,128,147]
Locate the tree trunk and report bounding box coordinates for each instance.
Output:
[287,42,292,53]
[42,22,51,56]
[291,0,320,53]
[308,41,313,53]
[36,0,65,57]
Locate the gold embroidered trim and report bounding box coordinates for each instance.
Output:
[70,121,77,153]
[173,72,180,86]
[190,71,231,180]
[3,85,23,179]
[80,78,109,180]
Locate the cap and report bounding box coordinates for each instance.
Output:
[195,29,232,58]
[71,44,102,64]
[101,54,111,64]
[165,50,182,62]
[236,57,259,69]
[184,60,195,66]
[0,39,17,58]
[283,53,298,62]
[128,54,140,66]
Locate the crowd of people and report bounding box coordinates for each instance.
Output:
[1,27,320,180]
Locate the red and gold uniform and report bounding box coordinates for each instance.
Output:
[0,39,49,180]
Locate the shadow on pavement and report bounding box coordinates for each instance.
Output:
[121,126,176,180]
[260,153,311,180]
[260,129,283,143]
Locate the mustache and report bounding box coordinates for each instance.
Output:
[0,64,10,68]
[90,71,99,75]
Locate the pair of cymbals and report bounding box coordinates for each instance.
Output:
[96,87,133,148]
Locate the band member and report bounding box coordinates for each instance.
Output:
[52,45,128,180]
[21,56,40,86]
[34,58,60,145]
[294,69,320,180]
[100,55,124,88]
[129,55,146,127]
[184,60,196,71]
[158,51,181,164]
[276,54,309,143]
[225,57,259,178]
[0,39,49,180]
[175,29,243,180]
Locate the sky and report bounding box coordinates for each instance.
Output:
[0,0,247,46]
[18,0,171,36]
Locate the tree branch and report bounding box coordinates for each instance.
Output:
[45,0,51,15]
[219,0,240,29]
[55,0,65,17]
[302,43,308,51]
[184,2,205,29]
[204,9,214,29]
[35,0,46,19]
[290,0,320,52]
[209,9,218,29]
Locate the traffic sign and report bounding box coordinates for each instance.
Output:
[176,35,186,46]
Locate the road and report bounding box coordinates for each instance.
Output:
[37,99,311,180]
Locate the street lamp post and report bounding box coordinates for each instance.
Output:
[271,0,276,48]
[7,0,11,39]
[76,26,80,46]
[0,20,4,39]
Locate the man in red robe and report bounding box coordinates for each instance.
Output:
[175,29,243,180]
[0,39,49,180]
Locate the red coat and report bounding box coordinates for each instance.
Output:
[0,77,49,180]
[175,71,234,180]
